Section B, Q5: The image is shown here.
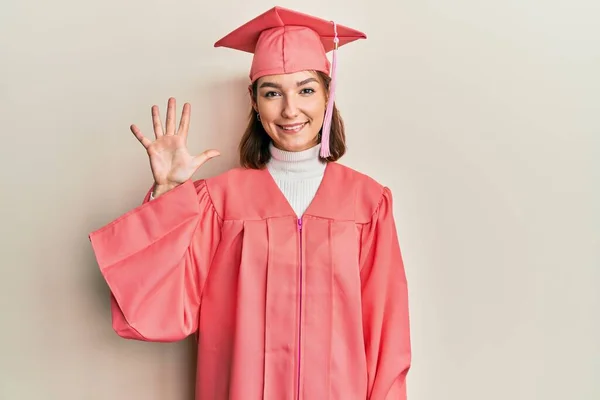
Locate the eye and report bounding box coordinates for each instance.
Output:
[264,91,281,98]
[301,88,315,95]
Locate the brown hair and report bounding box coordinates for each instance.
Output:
[239,71,346,169]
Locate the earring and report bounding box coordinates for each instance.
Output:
[257,113,261,121]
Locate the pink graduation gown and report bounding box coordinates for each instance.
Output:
[89,161,411,400]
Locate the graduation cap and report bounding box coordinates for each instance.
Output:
[214,6,367,158]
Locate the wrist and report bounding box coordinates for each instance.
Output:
[152,182,179,198]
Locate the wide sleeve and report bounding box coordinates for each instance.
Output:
[359,187,412,399]
[88,179,222,342]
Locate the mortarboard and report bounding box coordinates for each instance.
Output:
[214,6,366,158]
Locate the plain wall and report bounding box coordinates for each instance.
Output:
[1,0,598,399]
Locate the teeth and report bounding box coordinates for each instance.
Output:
[281,123,305,131]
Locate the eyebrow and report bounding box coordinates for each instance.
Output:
[259,77,318,89]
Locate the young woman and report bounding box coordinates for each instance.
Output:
[89,6,411,400]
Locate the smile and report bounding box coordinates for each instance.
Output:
[276,122,308,134]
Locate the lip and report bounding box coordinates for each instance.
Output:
[276,122,308,134]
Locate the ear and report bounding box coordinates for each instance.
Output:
[248,84,258,113]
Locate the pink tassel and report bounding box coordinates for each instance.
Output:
[320,22,339,159]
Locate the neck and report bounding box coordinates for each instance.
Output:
[267,143,326,177]
[266,142,326,217]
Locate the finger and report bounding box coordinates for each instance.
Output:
[151,105,164,138]
[165,97,176,135]
[192,149,221,170]
[130,124,152,149]
[178,102,191,139]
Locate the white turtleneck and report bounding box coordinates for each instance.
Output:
[266,142,326,217]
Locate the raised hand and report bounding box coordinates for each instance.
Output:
[130,98,220,198]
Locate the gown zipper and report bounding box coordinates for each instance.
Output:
[297,217,303,400]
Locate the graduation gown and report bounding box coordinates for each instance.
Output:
[89,161,411,400]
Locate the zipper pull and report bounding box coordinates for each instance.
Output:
[298,218,302,231]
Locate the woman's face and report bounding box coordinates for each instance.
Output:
[252,70,327,152]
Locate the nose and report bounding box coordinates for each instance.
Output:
[281,96,299,120]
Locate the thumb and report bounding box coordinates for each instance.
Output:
[192,149,221,170]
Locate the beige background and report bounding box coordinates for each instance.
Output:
[1,0,598,399]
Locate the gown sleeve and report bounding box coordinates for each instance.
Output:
[88,179,222,342]
[359,187,412,399]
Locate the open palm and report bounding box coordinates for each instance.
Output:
[130,98,220,194]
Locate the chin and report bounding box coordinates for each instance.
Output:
[277,139,318,152]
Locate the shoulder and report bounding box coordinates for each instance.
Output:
[327,163,389,223]
[197,167,269,220]
[203,167,260,188]
[328,162,385,193]
[201,164,258,192]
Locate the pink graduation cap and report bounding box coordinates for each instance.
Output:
[214,6,367,158]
